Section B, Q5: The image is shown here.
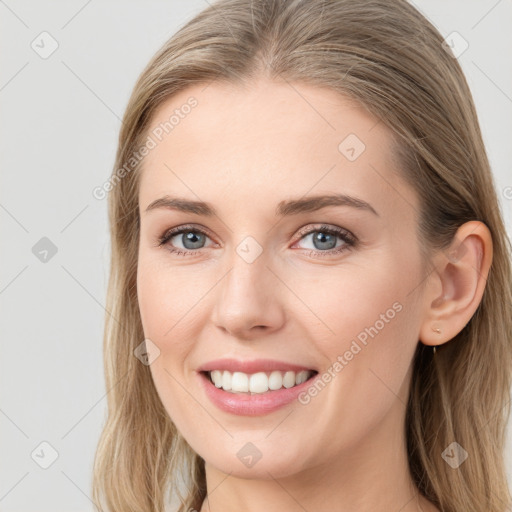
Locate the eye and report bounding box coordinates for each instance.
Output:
[157,224,214,256]
[157,223,357,258]
[292,224,357,258]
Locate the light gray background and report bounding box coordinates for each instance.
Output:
[1,1,511,510]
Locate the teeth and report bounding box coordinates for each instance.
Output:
[231,371,248,392]
[208,370,314,394]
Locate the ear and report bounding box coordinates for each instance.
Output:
[419,220,493,347]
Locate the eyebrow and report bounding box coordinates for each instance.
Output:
[144,193,379,217]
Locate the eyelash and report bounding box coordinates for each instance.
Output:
[156,223,357,258]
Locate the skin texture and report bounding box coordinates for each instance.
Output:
[136,78,492,512]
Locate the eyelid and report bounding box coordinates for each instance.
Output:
[293,223,356,244]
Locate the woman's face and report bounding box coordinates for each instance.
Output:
[137,78,429,478]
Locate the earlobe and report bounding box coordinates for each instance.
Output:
[419,220,493,347]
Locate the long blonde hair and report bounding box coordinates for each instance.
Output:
[92,1,512,510]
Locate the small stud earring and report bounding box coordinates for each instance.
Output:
[431,326,441,356]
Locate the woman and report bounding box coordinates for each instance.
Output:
[92,1,512,511]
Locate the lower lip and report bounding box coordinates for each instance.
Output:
[197,371,319,416]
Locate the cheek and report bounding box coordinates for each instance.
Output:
[136,253,214,402]
[288,254,421,411]
[136,251,201,341]
[288,254,414,344]
[136,258,196,426]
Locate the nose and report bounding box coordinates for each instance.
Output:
[211,247,286,340]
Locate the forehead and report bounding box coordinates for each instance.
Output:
[138,78,417,220]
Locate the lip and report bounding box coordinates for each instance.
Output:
[197,358,316,374]
[196,364,320,416]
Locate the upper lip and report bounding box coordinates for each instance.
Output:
[197,358,317,374]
